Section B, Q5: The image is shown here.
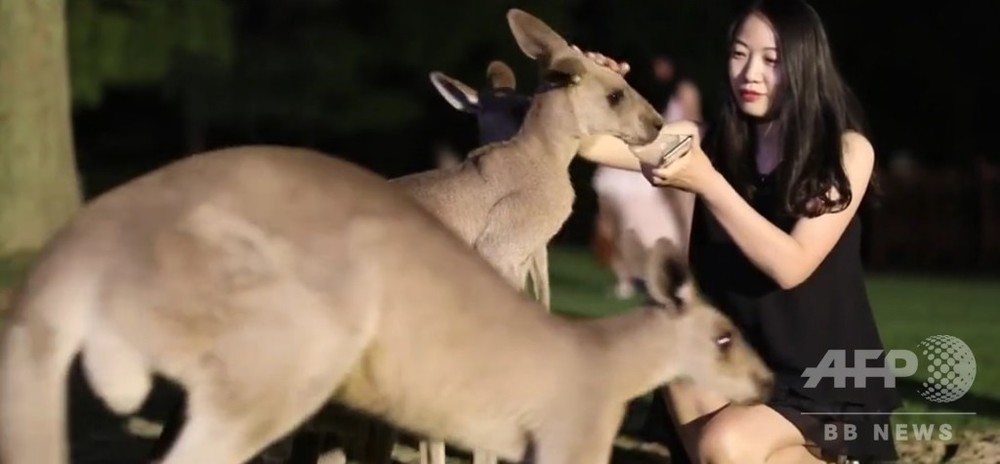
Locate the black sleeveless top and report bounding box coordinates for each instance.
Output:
[688,170,902,412]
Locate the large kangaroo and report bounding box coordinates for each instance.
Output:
[391,9,664,312]
[0,144,771,464]
[0,145,771,464]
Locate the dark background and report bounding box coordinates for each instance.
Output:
[66,0,1000,272]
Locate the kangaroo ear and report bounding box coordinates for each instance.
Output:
[486,60,517,90]
[644,238,695,310]
[429,71,479,113]
[507,8,570,61]
[542,53,586,86]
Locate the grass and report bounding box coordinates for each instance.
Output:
[866,274,1000,433]
[0,250,34,291]
[544,245,1000,435]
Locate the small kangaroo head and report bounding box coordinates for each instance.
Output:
[506,9,663,146]
[636,235,774,405]
[429,60,531,146]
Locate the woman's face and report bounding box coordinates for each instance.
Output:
[729,13,781,118]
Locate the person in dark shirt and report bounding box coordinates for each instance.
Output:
[574,0,901,462]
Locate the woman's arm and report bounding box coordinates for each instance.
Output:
[691,132,876,289]
[577,120,703,171]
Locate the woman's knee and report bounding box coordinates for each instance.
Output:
[695,414,767,464]
[693,404,815,464]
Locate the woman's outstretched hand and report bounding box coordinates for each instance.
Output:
[632,122,722,196]
[644,140,721,195]
[574,45,722,194]
[572,45,631,75]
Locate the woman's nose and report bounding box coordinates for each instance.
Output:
[743,58,766,83]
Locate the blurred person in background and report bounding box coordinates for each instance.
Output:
[590,55,701,298]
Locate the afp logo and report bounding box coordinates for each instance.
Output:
[801,335,977,403]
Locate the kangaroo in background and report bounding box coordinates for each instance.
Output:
[0,143,772,464]
[391,8,664,314]
[429,59,531,149]
[426,61,546,313]
[429,59,531,148]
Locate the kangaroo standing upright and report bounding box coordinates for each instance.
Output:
[392,8,664,312]
[391,10,662,463]
[426,61,542,308]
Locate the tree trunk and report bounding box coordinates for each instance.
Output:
[0,0,82,257]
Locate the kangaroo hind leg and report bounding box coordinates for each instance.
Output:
[158,312,372,464]
[533,403,625,464]
[158,276,380,464]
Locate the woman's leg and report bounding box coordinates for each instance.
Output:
[764,443,828,464]
[658,379,730,461]
[692,404,828,464]
[661,380,830,464]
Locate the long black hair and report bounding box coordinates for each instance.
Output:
[703,0,873,218]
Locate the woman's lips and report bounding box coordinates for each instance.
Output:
[739,90,764,102]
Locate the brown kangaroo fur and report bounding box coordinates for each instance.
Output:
[236,9,666,464]
[427,61,552,314]
[0,144,772,464]
[400,9,663,460]
[392,9,664,313]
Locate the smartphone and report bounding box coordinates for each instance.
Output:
[657,134,693,168]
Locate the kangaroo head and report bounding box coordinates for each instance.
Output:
[639,236,774,405]
[506,8,663,146]
[429,60,531,146]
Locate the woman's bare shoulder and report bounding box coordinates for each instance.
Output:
[841,130,875,170]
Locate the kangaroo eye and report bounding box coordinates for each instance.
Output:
[607,89,625,106]
[715,331,733,351]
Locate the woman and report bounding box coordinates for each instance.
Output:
[575,0,901,462]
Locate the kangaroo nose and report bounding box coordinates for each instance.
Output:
[644,114,664,138]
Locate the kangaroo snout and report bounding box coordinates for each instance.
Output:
[755,371,775,403]
[643,113,665,143]
[624,103,665,146]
